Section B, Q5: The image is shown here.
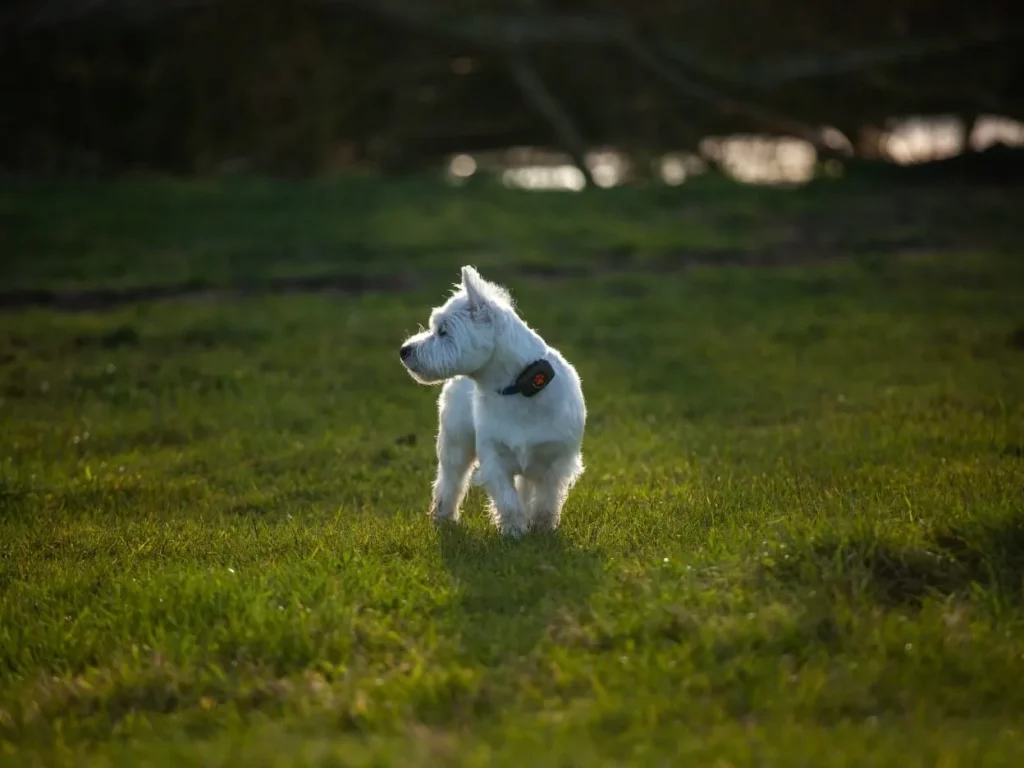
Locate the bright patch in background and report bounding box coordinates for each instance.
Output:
[660,156,687,185]
[882,114,1024,164]
[659,153,707,185]
[701,135,817,185]
[970,114,1024,151]
[446,153,477,184]
[501,165,586,191]
[448,115,1024,190]
[588,151,627,188]
[882,116,965,164]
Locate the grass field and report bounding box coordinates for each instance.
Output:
[2,176,1024,766]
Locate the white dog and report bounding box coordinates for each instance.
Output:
[399,266,586,536]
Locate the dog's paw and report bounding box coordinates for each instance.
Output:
[498,518,528,538]
[528,512,559,533]
[429,500,455,524]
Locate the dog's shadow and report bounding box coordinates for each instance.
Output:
[437,521,604,665]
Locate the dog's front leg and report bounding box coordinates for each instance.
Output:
[477,446,528,537]
[515,476,536,521]
[431,430,475,524]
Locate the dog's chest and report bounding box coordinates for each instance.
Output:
[491,438,563,476]
[476,396,551,440]
[477,404,568,474]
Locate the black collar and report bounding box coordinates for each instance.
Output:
[498,359,555,398]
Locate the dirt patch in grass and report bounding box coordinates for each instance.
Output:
[0,243,992,314]
[766,516,1024,607]
[2,180,1020,312]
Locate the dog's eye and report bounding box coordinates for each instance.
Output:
[437,326,448,337]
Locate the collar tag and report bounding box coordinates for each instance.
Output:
[500,359,555,397]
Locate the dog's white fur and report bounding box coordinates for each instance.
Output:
[399,266,586,536]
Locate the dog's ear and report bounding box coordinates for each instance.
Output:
[461,266,490,315]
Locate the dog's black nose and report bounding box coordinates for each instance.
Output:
[399,344,413,360]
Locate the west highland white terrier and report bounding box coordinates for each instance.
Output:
[399,266,586,537]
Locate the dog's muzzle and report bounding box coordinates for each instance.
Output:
[399,344,414,361]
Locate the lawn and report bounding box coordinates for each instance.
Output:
[2,176,1024,766]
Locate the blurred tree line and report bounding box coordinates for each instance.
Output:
[1,0,1021,177]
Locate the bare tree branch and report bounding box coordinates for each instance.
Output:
[331,1,1020,86]
[11,0,203,30]
[505,52,596,187]
[619,35,838,152]
[4,0,1020,167]
[9,0,1018,90]
[655,29,1020,90]
[329,0,833,148]
[326,0,1018,136]
[327,0,614,45]
[738,31,1024,87]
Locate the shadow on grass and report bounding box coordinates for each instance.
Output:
[0,475,31,522]
[437,523,604,666]
[768,516,1024,606]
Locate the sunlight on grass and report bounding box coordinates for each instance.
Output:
[1,179,1023,765]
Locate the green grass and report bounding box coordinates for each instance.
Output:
[2,177,1024,765]
[3,173,1020,292]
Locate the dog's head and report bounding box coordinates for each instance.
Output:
[399,266,512,384]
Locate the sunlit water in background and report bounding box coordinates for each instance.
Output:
[446,114,1024,190]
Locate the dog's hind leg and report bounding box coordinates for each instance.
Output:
[529,453,584,532]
